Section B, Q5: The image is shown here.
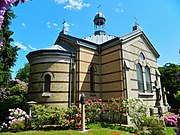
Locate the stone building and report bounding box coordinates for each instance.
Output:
[27,11,168,114]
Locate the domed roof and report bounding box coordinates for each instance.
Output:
[94,12,105,19]
[93,12,106,26]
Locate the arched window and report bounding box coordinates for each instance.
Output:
[136,63,144,92]
[44,74,51,93]
[145,66,152,93]
[90,66,95,93]
[139,52,145,61]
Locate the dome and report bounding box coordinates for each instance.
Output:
[93,12,106,26]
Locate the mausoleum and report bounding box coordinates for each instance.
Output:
[26,11,169,118]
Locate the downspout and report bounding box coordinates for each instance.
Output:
[124,65,128,99]
[98,46,102,99]
[120,40,127,99]
[68,53,73,107]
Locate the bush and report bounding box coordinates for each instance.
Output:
[8,108,29,132]
[0,79,27,126]
[30,105,81,130]
[105,97,125,124]
[163,114,178,127]
[0,108,29,132]
[143,116,166,135]
[66,105,81,129]
[123,98,149,130]
[31,105,56,129]
[85,99,104,123]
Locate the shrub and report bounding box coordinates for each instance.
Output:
[30,105,81,129]
[123,98,149,130]
[66,105,81,129]
[143,116,166,135]
[163,114,178,127]
[8,108,29,132]
[85,99,104,123]
[30,105,55,129]
[0,79,27,125]
[105,96,125,124]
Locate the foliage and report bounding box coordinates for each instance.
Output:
[30,105,81,130]
[0,108,29,132]
[163,114,178,127]
[105,97,125,124]
[143,116,166,135]
[123,98,149,130]
[85,99,104,123]
[30,105,55,129]
[0,0,27,87]
[0,79,27,126]
[158,63,180,108]
[8,108,29,132]
[0,0,26,29]
[85,97,125,124]
[66,105,81,129]
[174,91,180,101]
[0,9,19,87]
[15,63,30,83]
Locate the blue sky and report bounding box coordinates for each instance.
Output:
[10,0,180,78]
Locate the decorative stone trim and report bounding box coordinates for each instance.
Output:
[138,92,154,96]
[42,92,50,97]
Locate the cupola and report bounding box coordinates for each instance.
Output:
[93,11,106,35]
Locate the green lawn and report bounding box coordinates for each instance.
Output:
[164,127,177,135]
[1,129,134,135]
[1,125,177,135]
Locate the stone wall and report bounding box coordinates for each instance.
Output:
[101,44,124,101]
[28,62,70,107]
[77,47,100,100]
[122,35,163,108]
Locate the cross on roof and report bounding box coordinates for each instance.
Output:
[134,16,138,25]
[98,4,101,12]
[62,19,66,25]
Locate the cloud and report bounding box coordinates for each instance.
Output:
[28,44,36,50]
[113,8,124,13]
[53,23,58,27]
[46,22,59,28]
[14,41,28,51]
[46,22,51,28]
[21,22,26,28]
[113,2,124,13]
[54,0,68,4]
[54,0,90,10]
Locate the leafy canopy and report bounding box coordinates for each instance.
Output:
[158,63,180,108]
[15,63,30,83]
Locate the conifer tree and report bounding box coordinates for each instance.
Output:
[0,9,19,87]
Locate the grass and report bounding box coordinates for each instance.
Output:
[164,127,177,135]
[1,129,134,135]
[1,123,177,135]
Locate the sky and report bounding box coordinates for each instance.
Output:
[10,0,180,78]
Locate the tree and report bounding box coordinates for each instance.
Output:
[158,63,180,108]
[15,63,30,83]
[0,9,19,88]
[0,0,26,29]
